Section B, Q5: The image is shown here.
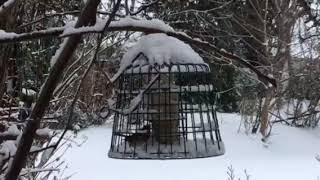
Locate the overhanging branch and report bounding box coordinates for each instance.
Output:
[0,19,277,88]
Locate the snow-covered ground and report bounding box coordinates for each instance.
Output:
[59,113,320,180]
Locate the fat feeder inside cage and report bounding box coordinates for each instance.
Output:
[108,33,225,159]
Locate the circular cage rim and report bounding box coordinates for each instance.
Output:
[108,141,225,160]
[123,62,211,74]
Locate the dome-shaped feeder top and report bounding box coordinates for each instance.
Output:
[111,33,206,81]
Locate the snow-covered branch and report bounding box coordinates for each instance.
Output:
[0,27,63,43]
[0,17,173,43]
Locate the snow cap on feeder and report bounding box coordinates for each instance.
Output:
[108,33,225,159]
[111,33,205,82]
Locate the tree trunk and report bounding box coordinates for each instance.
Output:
[259,0,297,138]
[0,46,8,103]
[4,0,103,179]
[0,0,18,104]
[259,89,272,137]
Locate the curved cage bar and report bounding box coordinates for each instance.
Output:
[108,63,225,159]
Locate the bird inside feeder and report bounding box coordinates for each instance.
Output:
[108,33,225,159]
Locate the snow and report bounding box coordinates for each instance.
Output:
[111,33,204,82]
[0,17,173,41]
[0,27,63,41]
[36,127,53,138]
[110,16,174,32]
[30,145,42,152]
[20,168,59,176]
[271,99,320,123]
[57,113,320,180]
[21,88,36,96]
[7,124,20,136]
[50,38,69,67]
[109,138,224,159]
[0,29,17,39]
[0,125,20,143]
[121,33,204,67]
[62,16,174,37]
[0,141,16,166]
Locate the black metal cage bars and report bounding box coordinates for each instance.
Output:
[108,62,225,159]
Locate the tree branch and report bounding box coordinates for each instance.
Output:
[0,18,277,87]
[4,0,103,179]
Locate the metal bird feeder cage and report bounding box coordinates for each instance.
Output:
[108,54,225,159]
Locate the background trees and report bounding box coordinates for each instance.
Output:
[143,0,320,135]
